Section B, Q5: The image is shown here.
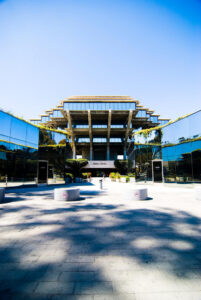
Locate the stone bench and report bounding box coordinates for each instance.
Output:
[125,188,148,200]
[195,187,201,201]
[0,188,5,203]
[54,188,80,201]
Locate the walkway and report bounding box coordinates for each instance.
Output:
[0,180,201,299]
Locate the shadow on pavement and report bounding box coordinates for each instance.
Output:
[0,186,201,298]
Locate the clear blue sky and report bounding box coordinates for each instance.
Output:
[0,0,200,121]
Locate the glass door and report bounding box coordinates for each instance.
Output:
[152,160,163,182]
[38,161,48,184]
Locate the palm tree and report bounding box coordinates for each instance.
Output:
[65,158,88,179]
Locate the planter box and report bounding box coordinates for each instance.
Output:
[129,177,136,183]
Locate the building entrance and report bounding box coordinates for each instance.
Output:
[152,160,163,182]
[38,161,48,184]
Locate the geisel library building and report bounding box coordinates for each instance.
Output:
[30,96,169,176]
[0,95,201,186]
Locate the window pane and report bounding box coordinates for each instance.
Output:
[0,111,12,138]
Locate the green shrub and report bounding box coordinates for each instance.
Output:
[82,173,88,179]
[116,172,121,179]
[109,172,116,179]
[66,159,88,178]
[126,176,130,182]
[65,173,74,179]
[128,173,136,177]
[114,159,133,174]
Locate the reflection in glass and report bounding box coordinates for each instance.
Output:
[133,110,201,183]
[64,102,136,110]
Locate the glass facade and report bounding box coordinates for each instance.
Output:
[110,138,122,143]
[111,124,124,128]
[31,119,41,125]
[136,110,147,118]
[159,120,169,125]
[93,137,107,143]
[0,111,39,149]
[0,111,70,186]
[41,116,50,123]
[133,110,201,183]
[76,137,90,143]
[73,124,89,128]
[92,124,108,128]
[39,129,67,146]
[150,116,158,123]
[38,129,68,180]
[0,111,39,185]
[52,110,63,118]
[64,102,136,111]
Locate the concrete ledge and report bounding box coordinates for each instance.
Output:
[54,188,80,201]
[0,188,5,203]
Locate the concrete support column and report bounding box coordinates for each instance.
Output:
[90,146,93,160]
[123,145,127,160]
[73,145,76,159]
[107,144,110,161]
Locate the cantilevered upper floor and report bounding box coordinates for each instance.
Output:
[31,96,169,128]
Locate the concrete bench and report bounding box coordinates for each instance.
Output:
[195,187,201,201]
[133,188,148,200]
[54,188,80,201]
[0,188,5,203]
[125,188,148,200]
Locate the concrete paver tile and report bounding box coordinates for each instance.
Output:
[74,281,113,295]
[59,271,97,282]
[34,281,74,294]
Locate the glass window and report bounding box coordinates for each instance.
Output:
[26,124,39,148]
[189,111,201,139]
[0,111,12,138]
[10,117,27,143]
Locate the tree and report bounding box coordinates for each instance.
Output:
[65,159,88,178]
[114,159,133,175]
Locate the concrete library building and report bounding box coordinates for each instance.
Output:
[0,95,200,185]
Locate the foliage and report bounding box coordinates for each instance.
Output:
[109,172,116,179]
[116,172,121,179]
[128,173,136,177]
[39,129,56,146]
[39,146,67,178]
[65,173,74,179]
[114,159,133,175]
[126,176,130,182]
[82,173,88,179]
[81,172,91,179]
[66,158,88,178]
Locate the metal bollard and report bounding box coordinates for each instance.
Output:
[99,179,103,189]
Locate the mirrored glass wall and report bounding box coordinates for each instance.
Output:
[133,110,201,183]
[0,111,39,186]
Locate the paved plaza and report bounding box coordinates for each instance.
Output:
[0,180,201,299]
